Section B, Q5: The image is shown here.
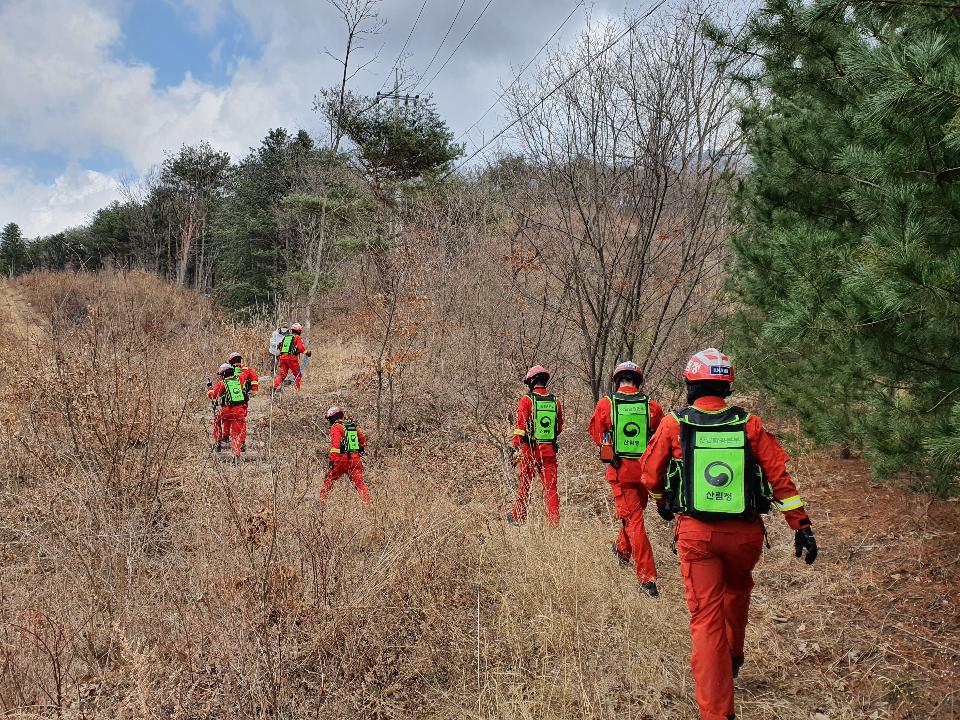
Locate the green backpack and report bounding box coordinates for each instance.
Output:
[527,393,558,443]
[222,376,248,406]
[338,419,361,453]
[609,392,650,459]
[665,406,772,520]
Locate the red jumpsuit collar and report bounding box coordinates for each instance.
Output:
[692,396,728,411]
[531,387,550,395]
[616,384,640,394]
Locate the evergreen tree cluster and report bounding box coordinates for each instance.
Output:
[721,0,960,493]
[2,98,461,317]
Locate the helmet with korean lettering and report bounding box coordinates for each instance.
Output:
[683,348,734,383]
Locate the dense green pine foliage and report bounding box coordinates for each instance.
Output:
[0,223,27,276]
[722,0,960,493]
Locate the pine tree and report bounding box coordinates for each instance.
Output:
[0,222,27,276]
[214,129,320,312]
[719,0,960,493]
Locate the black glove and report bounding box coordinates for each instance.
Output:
[656,504,675,522]
[794,527,818,564]
[328,458,335,471]
[306,351,312,357]
[206,379,212,388]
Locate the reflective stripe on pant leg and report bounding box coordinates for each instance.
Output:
[678,529,735,720]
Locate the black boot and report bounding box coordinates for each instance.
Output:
[639,581,659,598]
[732,655,745,678]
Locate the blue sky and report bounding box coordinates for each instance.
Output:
[116,0,260,89]
[0,0,628,237]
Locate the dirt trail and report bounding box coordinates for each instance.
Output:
[0,280,44,345]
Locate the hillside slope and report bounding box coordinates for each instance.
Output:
[0,272,956,719]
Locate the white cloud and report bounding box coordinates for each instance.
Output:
[0,164,122,239]
[1,0,632,236]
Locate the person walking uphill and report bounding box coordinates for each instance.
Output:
[228,352,260,395]
[272,323,311,392]
[589,360,664,597]
[319,406,371,505]
[641,348,818,720]
[507,365,563,527]
[207,363,249,458]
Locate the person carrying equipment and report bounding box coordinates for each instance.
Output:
[507,365,563,527]
[272,323,311,391]
[319,406,371,505]
[269,324,287,375]
[207,363,249,458]
[227,352,260,395]
[640,348,818,720]
[588,360,664,597]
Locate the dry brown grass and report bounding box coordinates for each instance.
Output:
[0,271,956,719]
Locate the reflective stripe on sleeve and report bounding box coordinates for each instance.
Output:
[649,490,663,500]
[513,429,526,436]
[330,449,341,454]
[775,495,804,512]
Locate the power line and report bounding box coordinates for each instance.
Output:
[417,0,467,87]
[379,0,430,93]
[458,0,584,148]
[441,0,669,179]
[419,0,496,94]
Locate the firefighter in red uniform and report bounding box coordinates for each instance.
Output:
[228,352,260,395]
[223,352,259,451]
[319,406,371,505]
[507,365,563,527]
[589,360,664,596]
[272,323,311,391]
[641,348,818,720]
[207,363,249,458]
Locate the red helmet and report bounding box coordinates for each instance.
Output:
[290,323,303,333]
[612,360,643,384]
[325,406,343,420]
[683,348,734,382]
[524,365,550,385]
[217,363,233,376]
[227,352,242,365]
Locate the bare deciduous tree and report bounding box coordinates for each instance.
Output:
[503,1,744,399]
[320,0,385,152]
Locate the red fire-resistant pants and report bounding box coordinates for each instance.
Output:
[607,460,657,583]
[320,455,370,505]
[272,355,302,390]
[214,405,248,445]
[676,517,764,720]
[511,444,560,526]
[213,405,247,458]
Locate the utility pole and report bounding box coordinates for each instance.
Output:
[374,69,420,110]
